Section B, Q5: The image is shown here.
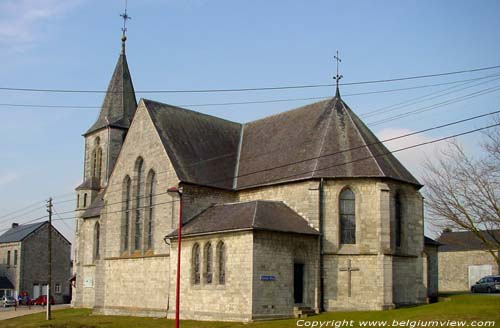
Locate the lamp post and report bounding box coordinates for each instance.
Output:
[167,186,182,328]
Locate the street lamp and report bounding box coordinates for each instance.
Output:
[167,186,182,328]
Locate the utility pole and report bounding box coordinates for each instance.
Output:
[46,198,52,321]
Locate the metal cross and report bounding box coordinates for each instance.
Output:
[339,259,359,297]
[120,0,132,36]
[334,50,343,88]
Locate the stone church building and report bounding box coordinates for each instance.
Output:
[73,35,430,321]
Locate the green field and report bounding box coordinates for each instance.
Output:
[2,294,499,328]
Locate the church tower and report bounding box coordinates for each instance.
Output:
[75,33,137,209]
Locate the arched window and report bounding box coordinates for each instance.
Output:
[134,158,145,251]
[77,194,80,209]
[205,243,213,284]
[339,188,356,244]
[91,137,103,179]
[217,241,226,285]
[193,243,201,285]
[395,193,403,247]
[146,170,156,250]
[83,193,87,208]
[123,176,132,251]
[94,222,100,261]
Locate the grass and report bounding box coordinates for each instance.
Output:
[1,294,499,328]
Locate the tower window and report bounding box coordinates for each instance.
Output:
[94,222,100,261]
[339,188,356,244]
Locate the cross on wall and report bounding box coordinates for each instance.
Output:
[339,259,359,297]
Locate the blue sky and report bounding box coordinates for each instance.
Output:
[1,0,499,241]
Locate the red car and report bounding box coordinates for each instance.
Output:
[32,295,55,306]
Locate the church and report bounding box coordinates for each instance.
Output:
[72,31,433,321]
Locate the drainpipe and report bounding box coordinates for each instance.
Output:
[319,178,325,312]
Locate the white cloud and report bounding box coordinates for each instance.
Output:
[0,0,80,52]
[0,171,20,186]
[376,127,449,181]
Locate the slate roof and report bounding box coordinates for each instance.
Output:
[82,189,106,218]
[75,177,100,191]
[144,99,241,190]
[85,44,137,135]
[0,277,14,290]
[142,93,420,191]
[167,200,319,238]
[424,236,441,247]
[437,230,500,252]
[0,222,46,243]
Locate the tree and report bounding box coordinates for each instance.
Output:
[423,120,500,266]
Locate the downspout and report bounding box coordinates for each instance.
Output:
[319,178,325,312]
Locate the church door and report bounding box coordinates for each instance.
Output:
[294,263,304,304]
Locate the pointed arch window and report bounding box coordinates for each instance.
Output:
[91,137,103,180]
[395,193,403,247]
[83,193,88,208]
[134,157,145,251]
[339,188,356,244]
[193,243,201,285]
[122,176,131,251]
[217,241,226,285]
[146,170,156,250]
[205,243,213,284]
[94,222,100,261]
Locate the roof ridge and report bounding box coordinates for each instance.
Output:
[232,124,245,189]
[312,98,337,175]
[251,200,259,228]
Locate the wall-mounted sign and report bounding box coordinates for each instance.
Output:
[260,275,276,281]
[84,277,94,288]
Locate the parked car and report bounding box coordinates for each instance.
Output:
[1,296,16,307]
[470,275,500,293]
[32,295,55,306]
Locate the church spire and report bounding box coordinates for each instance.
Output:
[334,50,343,98]
[84,2,137,136]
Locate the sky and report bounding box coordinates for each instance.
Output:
[0,0,499,243]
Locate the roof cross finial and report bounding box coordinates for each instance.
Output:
[120,0,131,54]
[334,50,343,97]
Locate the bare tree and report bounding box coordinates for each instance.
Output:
[423,120,500,266]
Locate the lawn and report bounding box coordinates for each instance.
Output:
[1,294,499,328]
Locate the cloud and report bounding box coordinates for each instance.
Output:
[0,171,20,187]
[376,127,449,180]
[0,0,80,52]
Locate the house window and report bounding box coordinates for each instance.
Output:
[134,157,145,251]
[6,251,10,267]
[122,176,132,251]
[146,170,156,250]
[193,243,201,285]
[395,193,403,247]
[14,250,17,266]
[55,284,61,294]
[217,241,226,285]
[339,188,356,244]
[94,222,100,260]
[205,243,213,284]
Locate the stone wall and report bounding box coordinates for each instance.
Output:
[252,231,319,319]
[168,232,254,322]
[424,245,439,301]
[0,241,21,296]
[438,250,500,292]
[21,224,71,304]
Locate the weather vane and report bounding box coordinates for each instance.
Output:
[120,0,132,39]
[334,50,343,91]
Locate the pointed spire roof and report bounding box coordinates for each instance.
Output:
[85,37,137,135]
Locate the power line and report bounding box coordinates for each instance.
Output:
[46,122,500,222]
[1,65,500,94]
[48,110,500,210]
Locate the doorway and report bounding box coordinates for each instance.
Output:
[294,263,304,304]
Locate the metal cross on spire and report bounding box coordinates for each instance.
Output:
[334,50,343,96]
[120,0,131,53]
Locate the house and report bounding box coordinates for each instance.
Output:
[437,230,500,292]
[0,222,72,303]
[72,32,433,321]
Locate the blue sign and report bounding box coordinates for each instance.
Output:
[260,275,276,281]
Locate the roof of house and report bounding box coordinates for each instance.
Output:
[424,236,441,247]
[0,277,14,290]
[167,200,319,238]
[142,92,420,191]
[437,230,500,252]
[0,222,46,243]
[85,44,137,136]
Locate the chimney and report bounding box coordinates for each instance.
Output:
[12,223,19,229]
